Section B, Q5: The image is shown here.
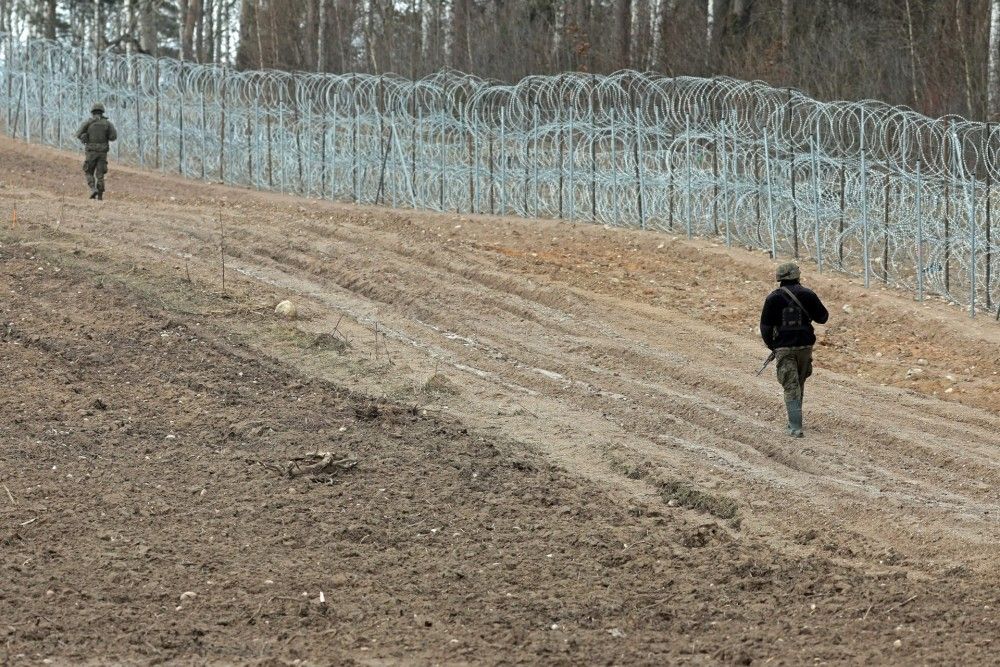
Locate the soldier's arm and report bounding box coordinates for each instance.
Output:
[107,122,118,142]
[759,294,779,349]
[805,290,830,324]
[76,119,92,143]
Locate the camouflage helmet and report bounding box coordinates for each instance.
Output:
[775,261,801,282]
[91,102,105,114]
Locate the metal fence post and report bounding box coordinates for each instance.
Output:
[860,108,870,288]
[763,128,778,259]
[916,160,924,302]
[634,106,645,230]
[611,108,619,226]
[810,134,822,272]
[499,107,507,215]
[685,113,693,238]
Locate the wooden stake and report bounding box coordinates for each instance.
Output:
[218,208,226,294]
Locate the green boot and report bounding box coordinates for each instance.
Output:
[785,399,804,438]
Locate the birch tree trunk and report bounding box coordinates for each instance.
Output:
[705,0,714,69]
[989,0,1000,120]
[551,0,565,71]
[649,0,663,70]
[954,0,974,117]
[179,0,188,56]
[317,0,327,71]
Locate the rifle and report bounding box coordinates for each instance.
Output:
[755,351,776,376]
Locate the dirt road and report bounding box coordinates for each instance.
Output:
[1,136,998,664]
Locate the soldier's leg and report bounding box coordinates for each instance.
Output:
[94,155,108,195]
[83,154,97,195]
[775,350,804,437]
[797,347,813,401]
[796,347,813,434]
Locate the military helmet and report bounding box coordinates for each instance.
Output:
[775,261,801,282]
[91,102,105,114]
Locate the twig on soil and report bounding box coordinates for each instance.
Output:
[185,257,192,284]
[19,517,37,527]
[249,602,264,625]
[370,321,393,364]
[2,484,15,505]
[382,330,393,365]
[887,595,918,612]
[514,402,538,418]
[331,314,349,344]
[862,604,873,620]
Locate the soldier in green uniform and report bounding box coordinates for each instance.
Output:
[759,262,829,437]
[76,102,118,200]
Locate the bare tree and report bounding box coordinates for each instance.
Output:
[990,0,1000,120]
[780,0,792,62]
[317,0,327,71]
[618,0,632,68]
[903,0,920,109]
[139,0,157,55]
[93,0,102,54]
[45,0,56,39]
[180,0,202,61]
[954,0,974,117]
[705,0,714,68]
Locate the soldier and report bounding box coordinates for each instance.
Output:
[76,102,118,200]
[759,262,829,437]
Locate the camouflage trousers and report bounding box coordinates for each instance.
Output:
[775,346,813,402]
[83,151,109,193]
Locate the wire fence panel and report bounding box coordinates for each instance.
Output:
[2,34,999,315]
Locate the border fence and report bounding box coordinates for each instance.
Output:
[2,34,999,316]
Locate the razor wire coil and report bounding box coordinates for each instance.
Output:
[2,34,999,314]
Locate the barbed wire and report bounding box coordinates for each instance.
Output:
[2,34,998,314]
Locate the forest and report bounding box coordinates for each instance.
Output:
[2,1,1000,121]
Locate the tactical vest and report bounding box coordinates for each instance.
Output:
[83,117,114,153]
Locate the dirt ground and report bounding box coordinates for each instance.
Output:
[1,135,999,664]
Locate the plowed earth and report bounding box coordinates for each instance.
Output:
[1,136,998,664]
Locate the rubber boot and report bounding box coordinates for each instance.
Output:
[785,399,804,438]
[96,191,103,201]
[89,190,98,200]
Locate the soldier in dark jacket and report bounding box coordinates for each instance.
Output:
[76,102,118,200]
[759,262,829,437]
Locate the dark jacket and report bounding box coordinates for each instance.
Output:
[76,114,118,153]
[759,280,829,350]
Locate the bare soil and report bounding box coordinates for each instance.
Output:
[1,136,998,664]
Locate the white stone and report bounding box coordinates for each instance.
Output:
[275,300,298,319]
